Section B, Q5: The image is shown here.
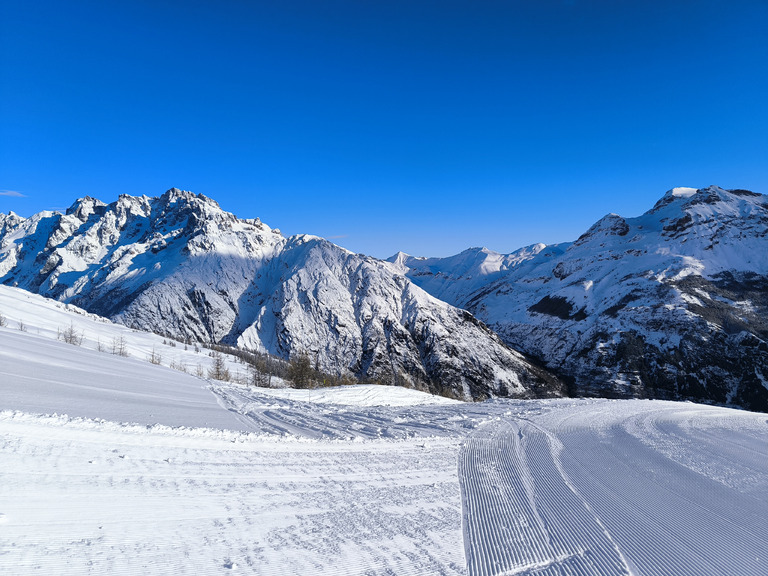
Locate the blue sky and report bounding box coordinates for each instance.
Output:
[2,1,766,258]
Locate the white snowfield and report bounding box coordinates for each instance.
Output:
[1,286,766,575]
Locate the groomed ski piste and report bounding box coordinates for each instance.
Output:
[1,285,766,575]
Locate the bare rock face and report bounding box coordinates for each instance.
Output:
[395,186,768,412]
[0,188,564,401]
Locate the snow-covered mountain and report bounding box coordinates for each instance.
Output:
[0,188,563,401]
[392,186,768,412]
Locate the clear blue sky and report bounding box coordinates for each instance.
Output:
[2,1,766,258]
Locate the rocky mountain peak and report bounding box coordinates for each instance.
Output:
[0,211,25,228]
[572,213,630,247]
[158,187,219,211]
[652,185,764,214]
[65,196,107,220]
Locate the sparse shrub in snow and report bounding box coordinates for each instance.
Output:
[111,335,128,357]
[147,347,162,365]
[170,360,187,373]
[365,368,413,389]
[17,319,26,332]
[195,363,205,378]
[59,322,84,346]
[0,311,6,327]
[336,372,359,386]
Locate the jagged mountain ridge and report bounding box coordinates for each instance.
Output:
[0,188,563,401]
[392,186,768,412]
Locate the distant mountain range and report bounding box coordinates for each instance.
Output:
[0,189,561,401]
[391,186,768,411]
[1,185,766,411]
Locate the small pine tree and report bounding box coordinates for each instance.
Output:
[250,363,271,387]
[287,354,314,388]
[207,352,230,381]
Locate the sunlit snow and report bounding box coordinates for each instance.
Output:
[671,186,698,197]
[1,285,766,575]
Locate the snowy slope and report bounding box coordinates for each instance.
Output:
[458,398,768,576]
[396,186,768,412]
[0,411,466,576]
[1,284,766,575]
[0,284,457,426]
[0,189,563,401]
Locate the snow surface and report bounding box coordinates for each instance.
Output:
[670,186,698,197]
[1,285,767,575]
[250,383,461,407]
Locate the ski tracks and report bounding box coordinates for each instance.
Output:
[459,400,768,576]
[0,412,467,576]
[458,416,632,576]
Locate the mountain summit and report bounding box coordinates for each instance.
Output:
[0,188,563,401]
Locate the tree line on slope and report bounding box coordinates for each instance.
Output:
[0,309,429,393]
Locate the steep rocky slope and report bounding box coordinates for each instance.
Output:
[0,189,563,401]
[392,187,768,411]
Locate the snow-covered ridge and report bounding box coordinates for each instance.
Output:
[0,189,564,401]
[397,186,768,412]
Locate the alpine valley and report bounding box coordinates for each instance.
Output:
[393,186,768,412]
[1,185,767,411]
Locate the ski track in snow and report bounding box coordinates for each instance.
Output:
[0,411,466,576]
[210,382,482,440]
[459,400,768,576]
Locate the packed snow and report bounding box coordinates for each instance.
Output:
[248,383,461,407]
[1,285,766,575]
